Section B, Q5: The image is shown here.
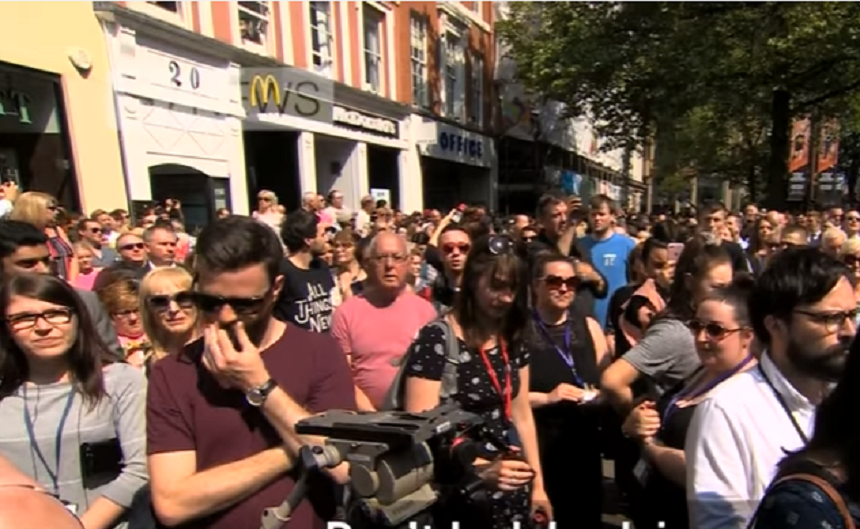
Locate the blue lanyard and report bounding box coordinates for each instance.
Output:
[533,312,585,387]
[22,386,75,495]
[662,354,754,427]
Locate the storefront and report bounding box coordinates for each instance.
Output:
[412,116,496,211]
[0,62,80,208]
[242,71,410,212]
[0,2,126,212]
[100,13,248,226]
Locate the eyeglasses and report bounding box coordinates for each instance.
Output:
[442,242,471,255]
[89,228,102,234]
[688,319,746,341]
[146,291,196,312]
[192,291,269,316]
[6,308,74,331]
[541,275,579,291]
[112,308,140,318]
[119,242,145,251]
[370,253,408,264]
[794,309,859,334]
[847,216,860,222]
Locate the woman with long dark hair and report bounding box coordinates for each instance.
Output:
[0,274,148,529]
[403,235,549,528]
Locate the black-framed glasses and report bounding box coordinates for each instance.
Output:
[146,291,196,312]
[192,291,270,316]
[119,242,145,251]
[688,319,746,341]
[7,307,74,331]
[843,255,860,267]
[794,309,859,334]
[488,235,514,256]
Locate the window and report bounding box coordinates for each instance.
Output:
[148,1,179,12]
[469,52,484,125]
[410,14,428,108]
[443,31,465,121]
[238,1,269,46]
[310,2,333,76]
[363,6,383,93]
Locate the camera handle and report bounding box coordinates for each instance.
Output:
[260,444,343,529]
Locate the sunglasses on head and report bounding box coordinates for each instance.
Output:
[542,275,579,291]
[688,319,745,340]
[146,291,196,311]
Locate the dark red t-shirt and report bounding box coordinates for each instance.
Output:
[146,324,357,529]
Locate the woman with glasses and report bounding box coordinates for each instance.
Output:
[139,268,199,373]
[402,235,549,528]
[332,230,366,301]
[96,276,149,368]
[527,253,611,528]
[622,275,756,529]
[0,273,148,529]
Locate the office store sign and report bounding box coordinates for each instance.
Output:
[425,123,490,168]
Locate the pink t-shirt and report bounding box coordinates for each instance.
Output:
[72,268,102,291]
[331,291,437,409]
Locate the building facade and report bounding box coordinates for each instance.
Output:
[494,1,647,214]
[0,2,126,213]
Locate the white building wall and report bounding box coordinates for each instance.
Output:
[104,22,250,213]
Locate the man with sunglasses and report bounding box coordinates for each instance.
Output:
[687,248,856,529]
[146,215,355,529]
[76,218,118,268]
[0,220,124,360]
[92,232,154,292]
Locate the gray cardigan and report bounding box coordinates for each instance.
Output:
[0,363,148,525]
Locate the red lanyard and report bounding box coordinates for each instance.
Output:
[478,339,513,421]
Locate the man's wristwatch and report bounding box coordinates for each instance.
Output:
[245,379,277,407]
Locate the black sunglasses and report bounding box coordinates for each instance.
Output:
[542,275,579,291]
[192,291,270,316]
[146,291,196,311]
[688,319,745,340]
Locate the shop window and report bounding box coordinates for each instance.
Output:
[362,4,384,94]
[238,1,270,47]
[469,52,484,126]
[310,2,334,77]
[410,13,429,108]
[148,1,179,12]
[441,21,466,121]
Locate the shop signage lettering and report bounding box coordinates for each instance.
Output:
[249,74,321,118]
[333,106,397,136]
[0,89,32,124]
[439,131,483,159]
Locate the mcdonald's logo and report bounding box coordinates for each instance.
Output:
[249,74,280,112]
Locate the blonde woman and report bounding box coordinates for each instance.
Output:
[97,275,149,367]
[9,192,78,282]
[252,189,284,232]
[839,237,860,327]
[139,267,199,372]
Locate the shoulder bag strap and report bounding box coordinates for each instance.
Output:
[438,316,461,401]
[769,473,856,529]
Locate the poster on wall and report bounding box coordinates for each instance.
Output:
[370,188,391,208]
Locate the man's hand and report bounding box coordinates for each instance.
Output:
[202,322,270,391]
[573,260,602,285]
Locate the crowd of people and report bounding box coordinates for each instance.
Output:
[0,179,858,529]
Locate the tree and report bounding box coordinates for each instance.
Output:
[496,2,860,209]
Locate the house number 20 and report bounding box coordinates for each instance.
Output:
[168,60,200,90]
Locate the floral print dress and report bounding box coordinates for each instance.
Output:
[403,323,531,528]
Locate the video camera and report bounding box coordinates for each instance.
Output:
[259,403,510,529]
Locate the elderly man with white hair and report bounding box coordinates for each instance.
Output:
[821,226,846,258]
[330,232,437,411]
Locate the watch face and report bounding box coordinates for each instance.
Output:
[246,390,264,406]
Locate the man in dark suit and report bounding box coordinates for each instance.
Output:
[0,220,124,360]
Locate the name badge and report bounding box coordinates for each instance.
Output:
[633,457,651,486]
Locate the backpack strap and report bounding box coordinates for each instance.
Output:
[436,316,461,401]
[764,473,856,529]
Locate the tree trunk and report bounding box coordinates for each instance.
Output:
[766,89,791,210]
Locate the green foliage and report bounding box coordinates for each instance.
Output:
[496,2,860,207]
